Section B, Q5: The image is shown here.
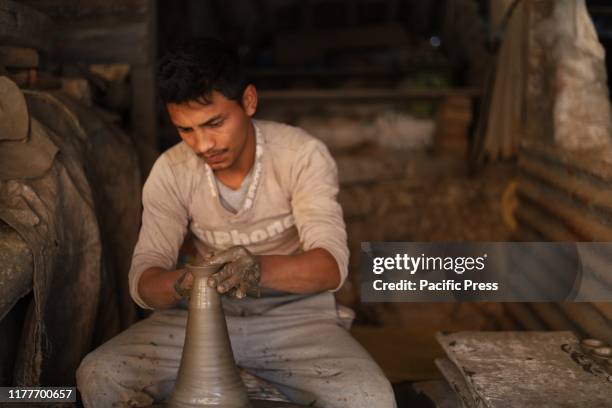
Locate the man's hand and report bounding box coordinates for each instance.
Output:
[207,246,261,299]
[172,269,193,301]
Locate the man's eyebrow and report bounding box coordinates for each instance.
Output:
[173,115,224,130]
[198,115,224,127]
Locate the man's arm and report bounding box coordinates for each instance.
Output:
[284,137,349,291]
[138,267,192,309]
[259,248,340,293]
[129,155,189,309]
[140,246,338,307]
[208,246,341,298]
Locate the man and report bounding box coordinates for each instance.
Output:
[76,38,396,408]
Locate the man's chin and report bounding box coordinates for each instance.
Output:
[207,161,230,171]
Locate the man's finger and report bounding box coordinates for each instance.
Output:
[183,271,194,289]
[235,282,249,299]
[217,273,242,293]
[208,246,243,265]
[173,269,193,300]
[207,264,234,287]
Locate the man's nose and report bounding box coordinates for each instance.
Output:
[193,130,215,154]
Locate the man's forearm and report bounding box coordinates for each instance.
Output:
[138,267,188,309]
[137,248,340,307]
[259,248,341,293]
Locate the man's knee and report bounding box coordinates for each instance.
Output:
[360,371,396,407]
[77,351,139,408]
[76,352,102,390]
[77,349,161,408]
[76,352,115,404]
[335,362,396,408]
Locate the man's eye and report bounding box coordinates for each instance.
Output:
[208,121,223,128]
[178,127,192,133]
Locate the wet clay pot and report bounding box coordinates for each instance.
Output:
[167,263,251,408]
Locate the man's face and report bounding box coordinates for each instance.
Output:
[167,86,257,172]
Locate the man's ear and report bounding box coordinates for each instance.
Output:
[242,84,258,117]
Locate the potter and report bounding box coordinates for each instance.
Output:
[76,38,396,408]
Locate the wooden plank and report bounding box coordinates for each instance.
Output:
[518,179,612,241]
[519,155,612,215]
[274,23,409,64]
[481,0,525,161]
[520,140,612,184]
[0,46,39,68]
[436,331,612,407]
[129,0,156,148]
[18,0,150,20]
[248,66,449,79]
[514,198,578,241]
[8,70,62,89]
[413,379,463,408]
[0,0,53,51]
[131,64,157,148]
[259,88,483,102]
[434,359,477,408]
[56,21,152,64]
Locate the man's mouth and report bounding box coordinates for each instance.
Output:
[201,150,227,164]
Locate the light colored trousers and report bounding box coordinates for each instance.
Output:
[76,292,397,408]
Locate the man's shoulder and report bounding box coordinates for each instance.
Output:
[257,120,323,154]
[146,142,197,186]
[160,141,195,167]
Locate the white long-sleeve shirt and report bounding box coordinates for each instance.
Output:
[128,120,349,309]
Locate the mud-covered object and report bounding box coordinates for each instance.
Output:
[0,154,101,387]
[0,77,58,179]
[24,91,142,336]
[0,76,28,141]
[0,87,142,386]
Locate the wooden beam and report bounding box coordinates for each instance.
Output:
[274,23,410,64]
[130,64,157,149]
[0,46,39,68]
[56,21,153,65]
[518,179,612,241]
[0,0,53,51]
[259,87,483,102]
[129,0,157,149]
[248,66,449,79]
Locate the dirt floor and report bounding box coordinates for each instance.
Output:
[341,157,520,398]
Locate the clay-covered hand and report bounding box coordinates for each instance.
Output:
[172,269,193,301]
[173,253,217,301]
[207,246,261,299]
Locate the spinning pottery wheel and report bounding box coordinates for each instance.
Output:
[161,263,305,408]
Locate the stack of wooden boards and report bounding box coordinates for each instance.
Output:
[413,331,612,408]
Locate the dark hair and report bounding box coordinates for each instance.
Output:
[157,38,248,105]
